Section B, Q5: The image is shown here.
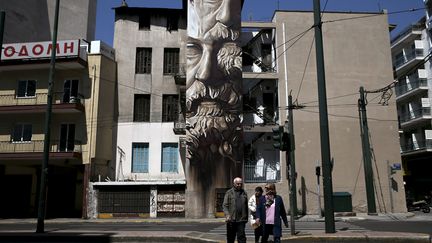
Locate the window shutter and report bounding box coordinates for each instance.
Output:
[27,80,36,97]
[12,125,22,141]
[23,124,32,141]
[17,81,27,97]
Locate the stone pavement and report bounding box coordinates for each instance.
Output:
[0,213,430,242]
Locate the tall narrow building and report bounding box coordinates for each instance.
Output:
[94,4,188,218]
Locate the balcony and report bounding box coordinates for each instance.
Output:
[395,79,428,102]
[244,160,281,183]
[0,140,82,162]
[401,139,432,156]
[174,64,186,86]
[391,24,423,50]
[394,49,424,75]
[173,120,186,135]
[0,92,85,114]
[173,113,186,135]
[400,107,432,128]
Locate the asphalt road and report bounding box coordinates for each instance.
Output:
[350,220,432,235]
[349,212,432,236]
[0,222,221,233]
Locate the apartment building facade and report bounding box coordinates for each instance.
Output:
[390,0,432,200]
[0,40,116,218]
[90,5,187,218]
[241,10,407,214]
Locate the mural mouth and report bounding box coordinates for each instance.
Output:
[186,80,240,116]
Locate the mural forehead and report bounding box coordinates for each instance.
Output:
[188,0,241,39]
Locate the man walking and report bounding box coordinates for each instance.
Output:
[223,177,248,243]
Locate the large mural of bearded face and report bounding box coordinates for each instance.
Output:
[186,0,242,164]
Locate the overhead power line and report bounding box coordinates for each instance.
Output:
[322,7,426,24]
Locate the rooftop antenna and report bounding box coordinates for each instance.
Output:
[121,0,128,7]
[277,0,280,10]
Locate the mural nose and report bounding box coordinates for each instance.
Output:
[196,58,211,82]
[216,0,235,28]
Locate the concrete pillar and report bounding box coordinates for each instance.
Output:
[150,186,157,218]
[185,0,243,218]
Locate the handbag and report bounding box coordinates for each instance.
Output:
[249,214,261,229]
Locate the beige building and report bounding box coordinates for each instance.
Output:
[242,10,406,214]
[0,0,97,44]
[0,40,116,218]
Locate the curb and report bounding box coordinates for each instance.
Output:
[281,233,431,243]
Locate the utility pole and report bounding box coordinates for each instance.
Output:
[287,94,298,217]
[36,0,60,233]
[0,11,5,61]
[313,0,335,233]
[358,86,377,215]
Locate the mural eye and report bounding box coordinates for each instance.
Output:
[186,43,202,59]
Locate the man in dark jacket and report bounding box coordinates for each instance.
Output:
[256,183,288,243]
[223,177,248,243]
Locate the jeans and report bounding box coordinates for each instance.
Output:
[254,224,263,243]
[226,221,246,243]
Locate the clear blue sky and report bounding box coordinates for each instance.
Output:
[95,0,425,46]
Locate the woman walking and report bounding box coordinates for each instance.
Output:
[256,183,288,243]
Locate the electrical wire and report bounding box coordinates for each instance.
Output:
[294,36,315,103]
[322,7,426,25]
[298,108,398,122]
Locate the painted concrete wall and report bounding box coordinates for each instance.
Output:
[85,53,116,180]
[268,11,406,213]
[116,123,185,181]
[0,0,96,44]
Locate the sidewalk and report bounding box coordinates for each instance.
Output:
[0,213,429,243]
[0,212,416,224]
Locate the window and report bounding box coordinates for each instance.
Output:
[163,48,179,74]
[161,143,178,172]
[136,48,152,74]
[12,124,32,142]
[132,143,149,173]
[17,80,36,98]
[261,44,272,71]
[139,14,150,30]
[63,79,79,103]
[134,94,151,122]
[167,14,178,31]
[162,95,179,122]
[59,124,75,152]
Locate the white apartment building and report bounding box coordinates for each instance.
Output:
[390,0,432,199]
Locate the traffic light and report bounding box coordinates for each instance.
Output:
[272,126,289,151]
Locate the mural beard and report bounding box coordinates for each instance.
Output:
[186,43,242,164]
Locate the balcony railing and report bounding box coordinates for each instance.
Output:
[244,161,281,183]
[395,79,428,97]
[394,49,424,70]
[173,120,186,135]
[391,24,423,45]
[401,139,432,154]
[0,140,82,153]
[400,107,431,123]
[174,64,186,86]
[0,92,84,107]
